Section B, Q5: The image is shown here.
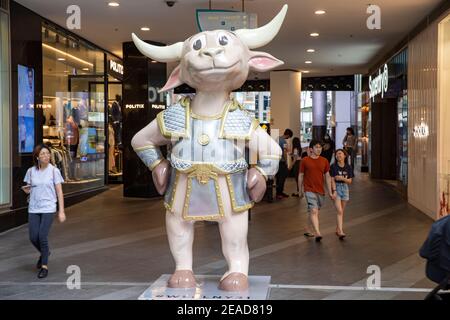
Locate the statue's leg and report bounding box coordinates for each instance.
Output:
[218,210,250,291]
[165,210,196,288]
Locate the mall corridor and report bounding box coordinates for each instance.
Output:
[0,174,436,300]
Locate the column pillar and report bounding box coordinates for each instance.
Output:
[312,91,327,141]
[269,71,301,138]
[335,91,352,149]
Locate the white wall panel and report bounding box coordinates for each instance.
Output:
[408,21,438,219]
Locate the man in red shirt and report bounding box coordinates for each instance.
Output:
[299,140,336,242]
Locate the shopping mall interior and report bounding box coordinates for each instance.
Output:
[0,0,450,301]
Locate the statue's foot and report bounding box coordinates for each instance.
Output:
[167,270,197,288]
[218,272,249,291]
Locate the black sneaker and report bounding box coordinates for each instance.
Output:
[38,268,48,279]
[281,193,290,198]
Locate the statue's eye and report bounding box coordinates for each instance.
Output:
[193,38,203,50]
[218,35,228,46]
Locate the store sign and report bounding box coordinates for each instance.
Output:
[108,59,124,80]
[151,104,165,110]
[369,64,388,101]
[413,122,429,138]
[196,9,257,32]
[125,104,144,109]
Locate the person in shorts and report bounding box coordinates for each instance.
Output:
[330,149,354,240]
[298,140,336,242]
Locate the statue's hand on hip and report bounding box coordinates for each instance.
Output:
[247,168,267,202]
[152,159,171,195]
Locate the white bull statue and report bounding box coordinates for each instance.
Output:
[131,4,287,291]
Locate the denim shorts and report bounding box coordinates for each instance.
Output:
[336,183,349,201]
[305,192,325,211]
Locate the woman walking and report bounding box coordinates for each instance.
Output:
[342,127,357,169]
[330,149,354,240]
[22,144,66,278]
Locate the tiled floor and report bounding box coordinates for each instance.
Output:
[0,173,439,299]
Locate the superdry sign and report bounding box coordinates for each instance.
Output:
[369,64,388,102]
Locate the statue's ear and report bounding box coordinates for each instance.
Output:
[159,64,183,92]
[248,51,284,72]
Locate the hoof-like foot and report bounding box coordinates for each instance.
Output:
[218,272,249,291]
[167,270,196,288]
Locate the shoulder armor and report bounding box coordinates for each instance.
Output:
[157,99,190,138]
[220,105,259,140]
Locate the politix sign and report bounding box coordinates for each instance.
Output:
[108,58,124,80]
[369,64,389,102]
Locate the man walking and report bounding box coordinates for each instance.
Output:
[299,140,336,242]
[276,128,293,200]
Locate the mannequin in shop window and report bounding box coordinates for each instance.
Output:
[77,98,88,123]
[108,114,118,174]
[71,104,80,126]
[110,94,122,148]
[64,114,79,159]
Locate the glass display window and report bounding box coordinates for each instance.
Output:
[42,24,105,194]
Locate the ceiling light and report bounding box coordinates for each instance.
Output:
[140,27,150,31]
[305,61,312,64]
[315,10,326,15]
[307,49,315,53]
[82,68,89,71]
[151,60,157,63]
[310,33,319,37]
[57,57,65,61]
[108,2,120,7]
[302,70,310,73]
[43,43,94,67]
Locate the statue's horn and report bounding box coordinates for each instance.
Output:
[131,33,183,62]
[236,4,288,49]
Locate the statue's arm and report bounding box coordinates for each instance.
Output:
[246,127,282,202]
[131,118,172,195]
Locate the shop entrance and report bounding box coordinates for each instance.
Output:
[370,98,398,181]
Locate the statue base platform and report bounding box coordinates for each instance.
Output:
[138,274,271,300]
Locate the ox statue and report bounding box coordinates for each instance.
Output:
[131,4,287,291]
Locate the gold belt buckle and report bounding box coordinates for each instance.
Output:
[192,164,216,184]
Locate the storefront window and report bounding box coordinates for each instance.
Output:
[0,10,11,206]
[42,24,105,194]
